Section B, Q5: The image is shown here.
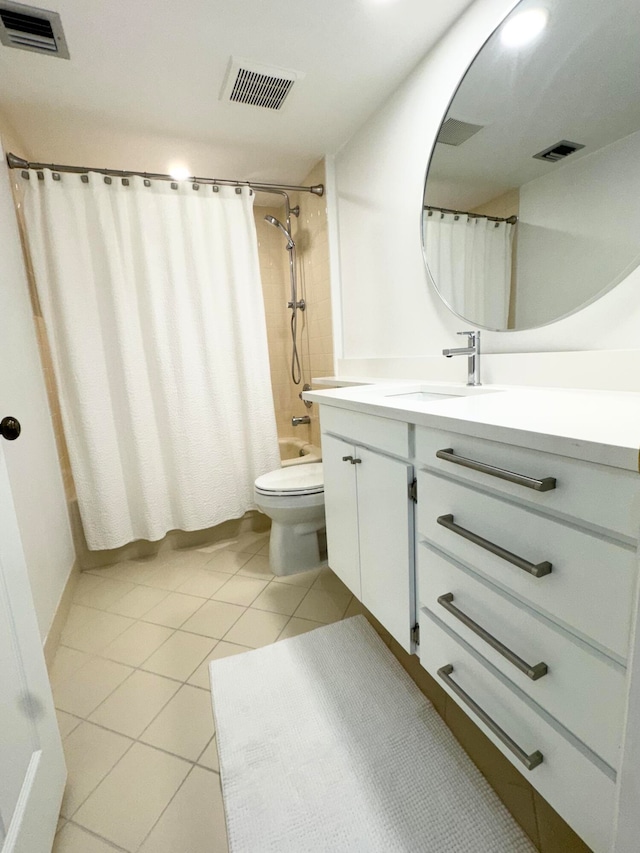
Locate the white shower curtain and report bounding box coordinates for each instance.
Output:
[424,213,514,328]
[21,171,281,550]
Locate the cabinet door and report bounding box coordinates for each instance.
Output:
[357,447,414,651]
[322,433,361,598]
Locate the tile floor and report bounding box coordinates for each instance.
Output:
[51,530,359,852]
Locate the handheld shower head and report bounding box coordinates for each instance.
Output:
[264,214,295,250]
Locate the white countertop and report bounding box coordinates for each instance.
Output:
[304,380,640,473]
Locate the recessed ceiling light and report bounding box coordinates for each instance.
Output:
[168,165,190,180]
[500,8,549,48]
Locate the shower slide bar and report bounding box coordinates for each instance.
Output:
[6,152,324,197]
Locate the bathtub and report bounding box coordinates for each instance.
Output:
[279,437,322,468]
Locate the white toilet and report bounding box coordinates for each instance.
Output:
[254,462,325,576]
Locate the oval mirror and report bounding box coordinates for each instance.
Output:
[422,0,640,331]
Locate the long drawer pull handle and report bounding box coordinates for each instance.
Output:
[437,593,548,680]
[342,455,353,463]
[437,514,552,578]
[436,448,556,492]
[437,664,544,771]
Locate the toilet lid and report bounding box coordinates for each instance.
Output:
[255,462,324,496]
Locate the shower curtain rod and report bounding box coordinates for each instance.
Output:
[424,203,517,224]
[6,152,324,197]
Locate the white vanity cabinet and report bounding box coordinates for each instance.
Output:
[415,425,639,853]
[320,406,415,651]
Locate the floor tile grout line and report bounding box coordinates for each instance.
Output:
[61,707,223,773]
[58,582,345,683]
[133,760,217,853]
[57,660,210,738]
[70,569,326,628]
[56,558,349,851]
[61,738,138,825]
[60,648,224,843]
[54,632,254,692]
[63,819,131,851]
[62,716,221,834]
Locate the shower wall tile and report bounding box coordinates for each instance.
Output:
[286,160,335,449]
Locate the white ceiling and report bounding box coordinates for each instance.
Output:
[0,0,474,183]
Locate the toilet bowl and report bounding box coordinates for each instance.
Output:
[254,462,325,576]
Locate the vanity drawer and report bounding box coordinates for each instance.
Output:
[417,471,637,660]
[320,405,409,458]
[415,426,640,540]
[419,611,616,853]
[418,544,625,769]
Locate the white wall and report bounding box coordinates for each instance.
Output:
[0,133,75,641]
[516,129,640,328]
[332,0,640,390]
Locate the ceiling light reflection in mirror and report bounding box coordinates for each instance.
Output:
[500,8,549,48]
[422,0,640,331]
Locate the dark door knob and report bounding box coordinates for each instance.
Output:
[0,417,21,441]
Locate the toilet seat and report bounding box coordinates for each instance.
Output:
[255,462,324,497]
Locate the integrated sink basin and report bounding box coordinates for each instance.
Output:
[385,391,458,402]
[383,384,501,402]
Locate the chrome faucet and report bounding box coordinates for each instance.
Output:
[442,330,481,386]
[292,415,311,426]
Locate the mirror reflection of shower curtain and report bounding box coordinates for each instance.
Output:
[424,214,514,328]
[20,173,281,550]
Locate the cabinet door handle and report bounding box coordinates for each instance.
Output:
[437,593,548,681]
[436,514,552,578]
[351,458,362,464]
[437,664,544,771]
[342,455,353,463]
[436,448,556,492]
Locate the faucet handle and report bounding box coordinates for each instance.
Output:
[457,330,477,337]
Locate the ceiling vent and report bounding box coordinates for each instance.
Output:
[533,140,585,163]
[0,1,69,58]
[436,117,484,146]
[220,58,303,111]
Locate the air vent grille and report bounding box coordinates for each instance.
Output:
[230,68,294,110]
[533,140,585,162]
[0,1,69,58]
[221,58,302,111]
[437,117,484,146]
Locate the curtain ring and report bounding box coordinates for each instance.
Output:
[454,214,459,221]
[171,182,178,190]
[192,182,200,191]
[144,179,151,187]
[427,210,433,217]
[81,174,89,183]
[122,178,129,187]
[104,176,112,185]
[235,187,242,194]
[212,185,219,192]
[52,172,61,181]
[37,171,44,181]
[21,170,29,180]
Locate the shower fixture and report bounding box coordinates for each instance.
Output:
[265,208,305,384]
[265,214,295,250]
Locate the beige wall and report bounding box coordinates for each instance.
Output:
[255,158,334,449]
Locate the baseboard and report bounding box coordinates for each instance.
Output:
[43,560,80,671]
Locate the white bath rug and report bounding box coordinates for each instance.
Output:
[210,615,536,852]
